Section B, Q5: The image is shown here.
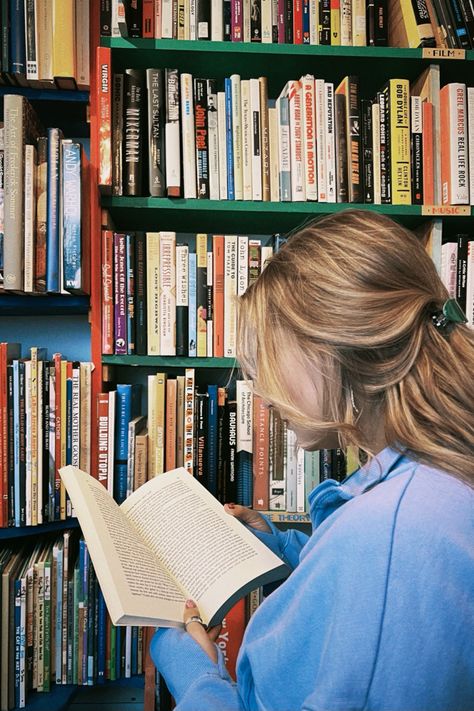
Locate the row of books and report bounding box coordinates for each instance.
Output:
[0,95,90,294]
[98,373,355,515]
[0,0,89,90]
[0,344,93,529]
[0,533,144,711]
[102,230,278,357]
[98,56,474,206]
[104,0,474,50]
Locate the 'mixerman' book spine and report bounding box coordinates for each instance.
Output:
[146,68,166,197]
[195,78,210,198]
[124,68,145,196]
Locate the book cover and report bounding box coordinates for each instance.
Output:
[159,232,176,356]
[176,243,189,357]
[411,95,423,205]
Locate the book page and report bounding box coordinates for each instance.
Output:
[59,466,186,626]
[121,468,288,625]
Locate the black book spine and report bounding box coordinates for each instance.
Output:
[374,0,388,45]
[319,0,331,44]
[458,0,474,45]
[366,0,375,45]
[123,0,143,37]
[195,391,209,486]
[432,0,460,47]
[320,449,333,481]
[7,364,14,526]
[411,97,423,205]
[251,0,262,41]
[361,99,374,204]
[124,69,145,196]
[194,78,209,198]
[197,0,211,38]
[1,0,9,75]
[176,244,189,357]
[217,388,228,501]
[449,0,472,47]
[332,448,347,482]
[335,93,349,203]
[224,0,232,40]
[18,361,26,526]
[112,73,124,196]
[10,0,27,82]
[285,0,293,42]
[410,0,436,46]
[226,399,238,503]
[42,362,50,522]
[456,234,469,312]
[146,68,165,197]
[134,231,147,355]
[378,90,390,204]
[347,76,361,203]
[100,0,112,35]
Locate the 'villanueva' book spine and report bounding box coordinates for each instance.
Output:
[124,68,145,196]
[195,78,210,198]
[146,68,166,197]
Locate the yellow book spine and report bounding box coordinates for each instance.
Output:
[60,361,67,519]
[155,373,167,475]
[196,233,208,357]
[398,0,421,48]
[146,233,160,355]
[52,0,75,80]
[389,79,412,205]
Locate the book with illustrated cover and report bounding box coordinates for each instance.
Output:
[59,465,289,628]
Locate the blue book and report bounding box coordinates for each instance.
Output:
[97,588,107,683]
[114,383,142,503]
[115,626,122,679]
[62,140,83,292]
[207,384,218,497]
[9,0,25,75]
[224,78,234,200]
[46,128,62,293]
[188,252,197,357]
[302,0,310,43]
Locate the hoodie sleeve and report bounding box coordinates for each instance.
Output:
[250,515,310,570]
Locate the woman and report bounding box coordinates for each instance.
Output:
[151,210,474,710]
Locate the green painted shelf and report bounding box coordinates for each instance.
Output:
[103,355,237,368]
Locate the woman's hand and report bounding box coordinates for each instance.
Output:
[224,503,272,533]
[183,600,221,663]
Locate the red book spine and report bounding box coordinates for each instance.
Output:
[102,230,114,354]
[422,101,434,205]
[252,395,269,510]
[439,85,451,206]
[97,392,109,487]
[143,0,155,36]
[293,0,303,43]
[216,599,247,681]
[53,353,62,520]
[213,235,225,358]
[231,0,243,40]
[97,46,112,190]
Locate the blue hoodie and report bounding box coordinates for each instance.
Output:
[151,447,474,710]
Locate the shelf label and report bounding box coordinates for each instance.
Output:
[422,48,465,60]
[422,205,471,216]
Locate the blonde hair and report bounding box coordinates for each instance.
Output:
[237,210,474,485]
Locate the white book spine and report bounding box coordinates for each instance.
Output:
[466,241,474,328]
[372,102,381,204]
[261,0,272,42]
[165,70,181,194]
[211,0,224,39]
[468,88,474,206]
[181,73,197,198]
[218,92,228,199]
[208,80,220,200]
[237,235,249,296]
[241,80,253,200]
[285,429,297,512]
[125,626,132,677]
[190,0,197,38]
[176,244,189,307]
[261,245,273,269]
[278,88,291,201]
[289,80,305,201]
[440,242,458,298]
[250,78,262,200]
[24,144,36,293]
[155,0,163,38]
[112,0,125,36]
[147,375,157,478]
[341,0,352,45]
[236,380,253,456]
[296,446,306,512]
[161,0,174,37]
[107,390,115,494]
[325,82,336,203]
[146,232,161,355]
[315,78,327,202]
[352,0,366,46]
[184,368,195,474]
[231,74,243,200]
[269,105,280,202]
[207,251,213,356]
[26,0,39,80]
[224,235,238,357]
[243,0,251,41]
[25,361,32,525]
[309,0,319,44]
[159,231,177,355]
[449,84,469,205]
[36,0,53,82]
[72,367,80,468]
[301,75,317,201]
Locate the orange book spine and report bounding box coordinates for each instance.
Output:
[216,599,247,681]
[440,86,451,205]
[422,101,434,205]
[143,0,155,37]
[213,235,225,357]
[97,46,112,190]
[165,378,177,471]
[102,230,114,354]
[252,395,270,510]
[97,393,109,486]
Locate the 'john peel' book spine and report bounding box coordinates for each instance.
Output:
[194,78,209,198]
[124,68,145,196]
[146,69,166,197]
[134,231,148,355]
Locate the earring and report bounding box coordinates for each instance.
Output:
[350,386,360,415]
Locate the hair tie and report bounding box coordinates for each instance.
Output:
[430,298,467,336]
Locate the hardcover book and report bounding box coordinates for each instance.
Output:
[59,466,289,628]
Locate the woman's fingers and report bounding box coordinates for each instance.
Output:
[183,600,218,663]
[224,503,272,533]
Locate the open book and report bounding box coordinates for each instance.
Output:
[59,466,289,628]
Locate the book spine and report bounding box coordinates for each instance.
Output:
[224,235,237,357]
[25,0,39,81]
[252,395,269,509]
[231,74,243,200]
[456,234,469,312]
[241,80,252,200]
[97,47,112,191]
[34,136,47,292]
[46,128,62,293]
[469,88,474,205]
[422,101,434,205]
[301,75,317,202]
[124,69,145,196]
[62,141,83,291]
[126,233,136,354]
[269,410,285,510]
[4,95,25,290]
[441,241,458,297]
[466,241,474,327]
[277,94,291,200]
[288,80,305,201]
[146,232,160,355]
[378,89,390,203]
[207,79,220,200]
[112,72,124,196]
[114,233,128,355]
[184,368,195,474]
[237,235,249,296]
[188,251,197,356]
[10,0,26,78]
[325,82,336,203]
[411,95,423,205]
[225,77,235,200]
[146,69,166,197]
[212,235,225,357]
[176,243,189,357]
[352,0,366,44]
[195,77,210,198]
[374,0,388,44]
[347,76,361,203]
[165,68,181,197]
[97,393,109,487]
[181,73,197,198]
[102,231,114,354]
[134,232,147,355]
[250,78,262,200]
[389,79,411,205]
[23,144,36,293]
[236,380,253,507]
[100,0,112,34]
[319,0,331,42]
[441,84,469,205]
[197,0,211,37]
[211,0,224,39]
[159,231,176,355]
[218,92,228,199]
[372,101,381,203]
[232,0,243,39]
[315,78,327,202]
[259,77,270,202]
[123,0,143,36]
[196,233,208,357]
[361,98,374,204]
[286,427,297,512]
